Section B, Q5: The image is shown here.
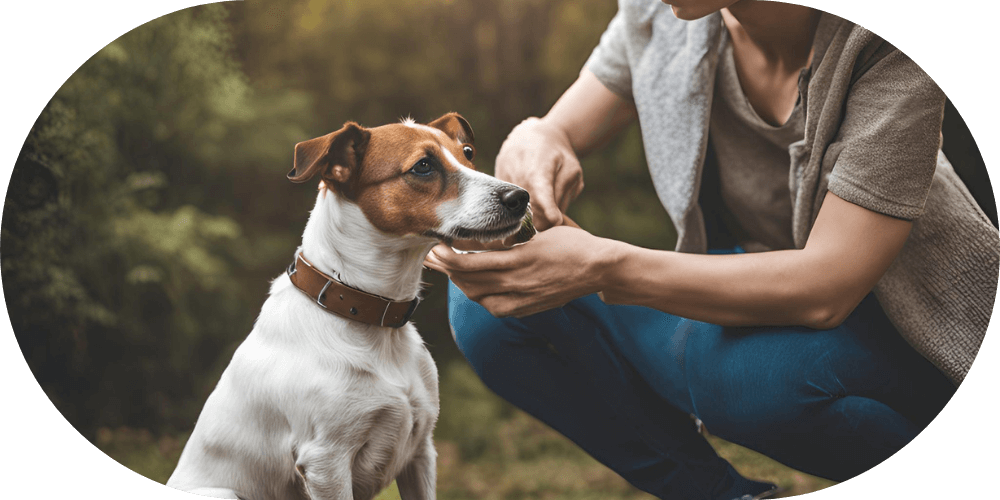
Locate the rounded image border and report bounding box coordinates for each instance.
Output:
[1,1,995,499]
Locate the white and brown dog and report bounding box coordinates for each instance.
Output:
[166,113,530,500]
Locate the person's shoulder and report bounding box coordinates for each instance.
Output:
[815,11,891,70]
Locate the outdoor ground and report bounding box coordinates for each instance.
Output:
[96,362,835,499]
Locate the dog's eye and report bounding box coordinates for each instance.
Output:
[411,158,434,176]
[462,145,475,161]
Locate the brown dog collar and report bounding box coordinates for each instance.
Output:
[287,253,420,328]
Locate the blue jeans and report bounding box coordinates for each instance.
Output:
[447,281,955,499]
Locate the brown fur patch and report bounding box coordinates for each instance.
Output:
[428,112,475,144]
[289,122,370,199]
[290,114,480,236]
[352,121,473,236]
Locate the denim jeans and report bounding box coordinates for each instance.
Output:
[447,279,955,499]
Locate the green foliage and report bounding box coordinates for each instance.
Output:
[5,0,676,435]
[94,427,188,485]
[435,362,513,460]
[6,0,684,494]
[3,4,311,435]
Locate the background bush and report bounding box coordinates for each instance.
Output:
[5,0,674,442]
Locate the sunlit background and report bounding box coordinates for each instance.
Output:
[4,1,989,498]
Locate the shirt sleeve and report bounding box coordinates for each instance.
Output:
[826,41,946,220]
[583,8,634,100]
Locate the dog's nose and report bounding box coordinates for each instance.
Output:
[499,187,529,215]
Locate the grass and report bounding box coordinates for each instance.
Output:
[95,362,835,499]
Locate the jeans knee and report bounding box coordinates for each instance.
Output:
[448,286,484,355]
[447,281,520,379]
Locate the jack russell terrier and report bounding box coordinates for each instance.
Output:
[166,113,533,500]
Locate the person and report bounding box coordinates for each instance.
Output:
[423,1,998,499]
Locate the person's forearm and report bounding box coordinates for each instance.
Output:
[540,69,637,157]
[598,241,858,329]
[594,194,912,329]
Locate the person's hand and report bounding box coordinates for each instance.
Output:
[495,117,584,231]
[424,225,616,318]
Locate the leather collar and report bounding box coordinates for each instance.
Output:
[287,253,420,328]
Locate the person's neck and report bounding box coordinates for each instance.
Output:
[722,1,821,68]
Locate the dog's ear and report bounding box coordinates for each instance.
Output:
[428,112,475,145]
[288,122,370,196]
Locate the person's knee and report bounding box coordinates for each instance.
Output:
[448,283,488,353]
[447,281,523,378]
[789,395,918,481]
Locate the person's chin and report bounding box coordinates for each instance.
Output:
[661,2,715,21]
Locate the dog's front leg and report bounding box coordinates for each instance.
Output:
[396,435,436,500]
[295,448,354,500]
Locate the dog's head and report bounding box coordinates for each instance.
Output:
[288,113,532,244]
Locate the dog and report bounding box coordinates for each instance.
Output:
[166,113,531,500]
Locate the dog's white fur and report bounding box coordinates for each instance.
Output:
[435,158,528,240]
[167,137,521,500]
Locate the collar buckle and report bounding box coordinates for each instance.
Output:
[382,296,421,328]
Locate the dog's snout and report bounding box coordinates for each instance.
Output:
[499,187,529,215]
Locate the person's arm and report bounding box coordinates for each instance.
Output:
[431,32,940,329]
[425,192,911,329]
[600,192,911,328]
[542,69,638,156]
[496,69,636,231]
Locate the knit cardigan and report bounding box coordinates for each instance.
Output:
[585,1,998,384]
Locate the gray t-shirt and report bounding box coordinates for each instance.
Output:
[584,2,941,246]
[709,39,803,252]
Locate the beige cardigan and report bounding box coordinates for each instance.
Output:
[586,1,998,384]
[795,16,998,385]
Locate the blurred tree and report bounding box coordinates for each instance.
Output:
[229,0,618,168]
[4,0,677,440]
[3,4,311,437]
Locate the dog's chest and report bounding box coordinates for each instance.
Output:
[342,330,438,498]
[366,349,437,435]
[379,363,437,446]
